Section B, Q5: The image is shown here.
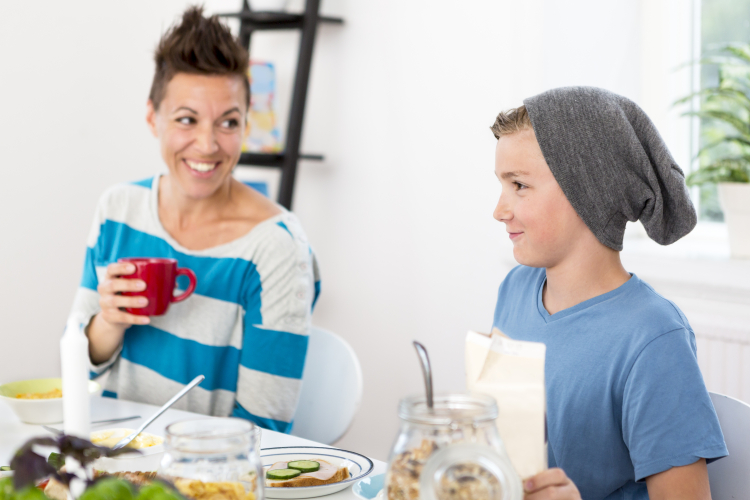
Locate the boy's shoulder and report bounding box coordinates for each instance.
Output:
[621,276,693,335]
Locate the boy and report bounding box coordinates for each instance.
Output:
[490,87,726,500]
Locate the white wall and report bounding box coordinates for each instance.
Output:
[0,0,693,461]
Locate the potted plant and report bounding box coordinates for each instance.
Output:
[677,42,750,258]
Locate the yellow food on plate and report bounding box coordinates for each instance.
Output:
[15,388,62,399]
[90,428,163,449]
[174,479,256,500]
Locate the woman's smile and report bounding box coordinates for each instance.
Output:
[183,158,221,178]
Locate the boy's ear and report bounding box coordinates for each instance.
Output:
[145,100,158,138]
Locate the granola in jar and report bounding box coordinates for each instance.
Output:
[384,394,511,500]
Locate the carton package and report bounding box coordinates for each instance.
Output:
[466,329,547,479]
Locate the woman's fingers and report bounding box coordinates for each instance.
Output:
[100,308,150,326]
[107,262,136,278]
[524,469,581,500]
[97,263,149,327]
[100,293,149,310]
[98,277,147,295]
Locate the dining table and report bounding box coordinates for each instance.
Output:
[0,396,386,499]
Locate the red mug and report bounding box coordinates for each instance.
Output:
[118,258,197,316]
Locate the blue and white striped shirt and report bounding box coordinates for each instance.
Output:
[69,176,320,433]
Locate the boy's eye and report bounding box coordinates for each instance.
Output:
[513,181,527,191]
[176,116,195,125]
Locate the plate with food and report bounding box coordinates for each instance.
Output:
[89,428,165,472]
[261,446,373,499]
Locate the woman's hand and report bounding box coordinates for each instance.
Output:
[96,262,150,328]
[523,468,581,500]
[87,262,150,363]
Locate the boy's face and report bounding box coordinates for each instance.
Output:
[493,128,592,268]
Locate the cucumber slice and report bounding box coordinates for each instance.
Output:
[287,460,320,473]
[266,468,301,480]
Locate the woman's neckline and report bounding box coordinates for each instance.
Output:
[149,174,286,255]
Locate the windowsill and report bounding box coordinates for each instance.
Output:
[622,221,730,260]
[621,222,750,305]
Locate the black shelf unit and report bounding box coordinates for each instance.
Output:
[219,1,343,209]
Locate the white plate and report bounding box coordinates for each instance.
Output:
[261,446,373,499]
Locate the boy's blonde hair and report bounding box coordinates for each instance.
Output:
[490,105,532,139]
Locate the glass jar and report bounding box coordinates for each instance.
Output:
[385,393,521,500]
[160,418,263,500]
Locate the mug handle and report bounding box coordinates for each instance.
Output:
[172,268,197,303]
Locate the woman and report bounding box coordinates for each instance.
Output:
[68,6,320,433]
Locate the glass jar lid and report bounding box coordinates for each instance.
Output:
[398,393,498,426]
[165,418,256,454]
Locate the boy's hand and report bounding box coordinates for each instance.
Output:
[523,468,581,500]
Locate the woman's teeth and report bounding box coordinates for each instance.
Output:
[186,160,217,172]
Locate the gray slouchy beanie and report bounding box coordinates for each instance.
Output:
[522,86,697,251]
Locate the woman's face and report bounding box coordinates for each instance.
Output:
[146,73,249,200]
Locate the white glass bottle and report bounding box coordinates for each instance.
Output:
[60,316,90,438]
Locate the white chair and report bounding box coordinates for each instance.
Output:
[707,392,750,499]
[290,326,363,445]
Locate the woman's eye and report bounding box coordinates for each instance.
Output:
[176,116,195,125]
[221,118,239,129]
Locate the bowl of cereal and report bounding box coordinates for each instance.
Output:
[0,377,100,424]
[90,428,165,472]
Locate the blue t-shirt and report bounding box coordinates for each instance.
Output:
[492,266,727,500]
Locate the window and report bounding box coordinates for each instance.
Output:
[698,0,750,221]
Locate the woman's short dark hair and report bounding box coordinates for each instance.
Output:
[148,6,250,111]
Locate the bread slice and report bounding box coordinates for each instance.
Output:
[266,458,349,488]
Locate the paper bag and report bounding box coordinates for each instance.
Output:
[466,329,547,479]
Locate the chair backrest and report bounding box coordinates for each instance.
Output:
[708,392,750,499]
[290,326,363,445]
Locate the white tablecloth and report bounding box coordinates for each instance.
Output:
[0,397,386,499]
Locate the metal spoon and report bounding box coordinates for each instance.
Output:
[112,374,205,450]
[413,341,434,409]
